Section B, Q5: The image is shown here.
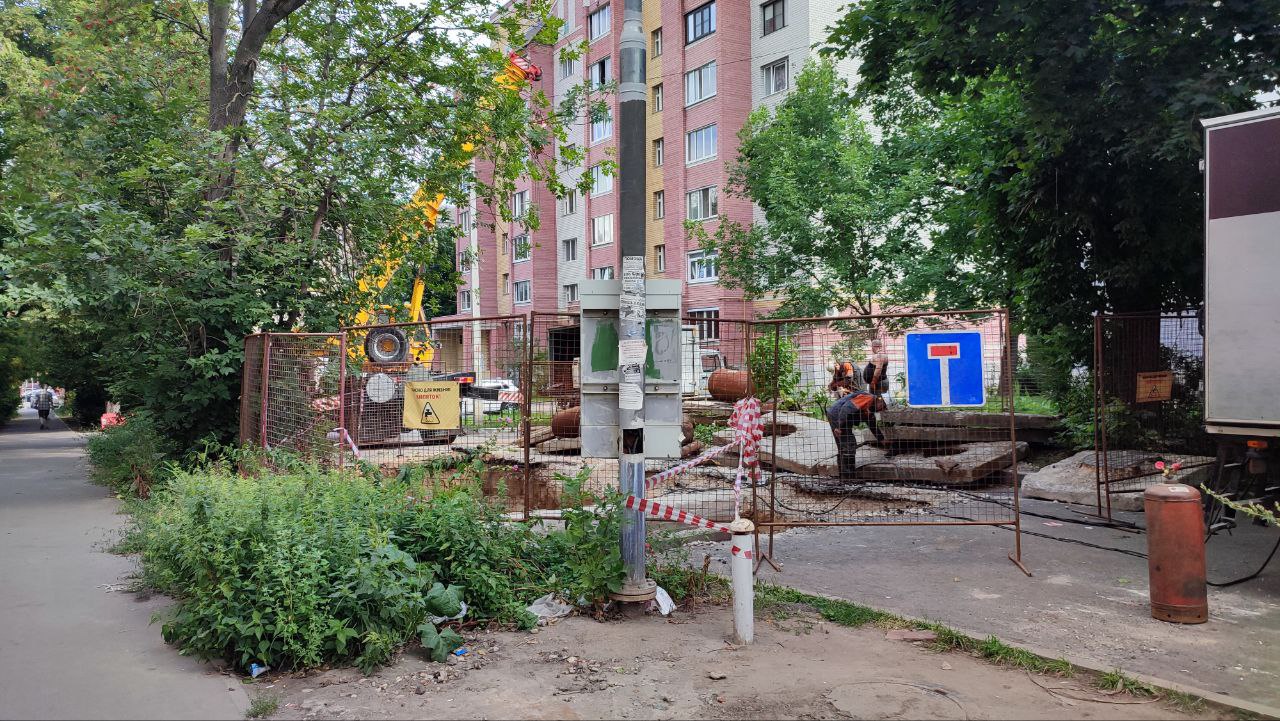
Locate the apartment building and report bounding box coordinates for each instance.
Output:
[433,0,842,369]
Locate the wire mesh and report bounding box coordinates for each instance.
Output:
[751,311,1022,531]
[240,334,265,446]
[260,333,344,463]
[1095,310,1212,517]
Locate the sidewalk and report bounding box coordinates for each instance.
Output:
[0,407,248,720]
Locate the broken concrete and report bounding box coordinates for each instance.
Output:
[1021,450,1215,511]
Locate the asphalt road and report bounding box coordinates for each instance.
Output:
[0,407,248,720]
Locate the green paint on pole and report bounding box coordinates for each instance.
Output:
[644,319,660,379]
[591,321,619,372]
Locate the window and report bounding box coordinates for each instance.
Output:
[652,138,664,167]
[514,280,531,304]
[588,56,611,87]
[457,209,471,229]
[651,83,663,112]
[561,143,579,167]
[761,0,784,35]
[514,320,525,340]
[557,0,573,37]
[651,28,663,57]
[591,266,615,280]
[511,190,528,218]
[592,214,614,246]
[591,109,612,143]
[655,244,666,272]
[688,250,719,282]
[685,1,715,44]
[502,273,510,295]
[653,190,665,219]
[684,61,716,106]
[762,58,788,95]
[588,4,611,41]
[558,54,576,79]
[459,290,472,311]
[457,251,471,272]
[562,237,578,261]
[688,307,720,339]
[685,124,717,164]
[561,189,578,215]
[563,283,579,303]
[513,234,531,262]
[590,163,613,196]
[686,185,718,221]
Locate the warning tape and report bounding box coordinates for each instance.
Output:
[731,545,753,560]
[644,440,740,491]
[624,495,733,534]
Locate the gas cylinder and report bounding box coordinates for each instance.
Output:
[708,369,753,402]
[1144,484,1208,624]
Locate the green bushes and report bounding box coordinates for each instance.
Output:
[127,463,628,672]
[85,413,174,497]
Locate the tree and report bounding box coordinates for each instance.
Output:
[825,0,1280,359]
[1,0,575,449]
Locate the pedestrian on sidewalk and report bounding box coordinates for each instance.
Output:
[33,384,55,429]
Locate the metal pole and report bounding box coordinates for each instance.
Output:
[615,0,654,601]
[1004,310,1030,576]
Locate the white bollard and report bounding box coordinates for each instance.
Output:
[729,518,755,645]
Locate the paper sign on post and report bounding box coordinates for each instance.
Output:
[1135,371,1174,403]
[619,363,644,410]
[403,381,461,430]
[619,339,648,364]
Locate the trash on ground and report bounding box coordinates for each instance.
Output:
[428,601,468,625]
[249,662,269,678]
[654,585,676,616]
[527,593,574,624]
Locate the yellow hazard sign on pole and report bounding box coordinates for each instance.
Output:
[403,381,461,430]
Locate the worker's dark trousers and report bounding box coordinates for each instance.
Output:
[831,422,858,480]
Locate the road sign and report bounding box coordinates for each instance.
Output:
[904,331,986,407]
[403,381,460,430]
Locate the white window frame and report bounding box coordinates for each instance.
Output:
[589,163,613,196]
[655,244,666,272]
[502,273,510,295]
[514,280,532,304]
[513,234,532,263]
[687,250,719,283]
[591,266,615,280]
[459,289,472,311]
[761,0,784,35]
[561,188,578,216]
[652,83,663,112]
[653,190,665,219]
[457,209,471,229]
[511,190,528,219]
[558,54,576,79]
[685,124,717,165]
[685,1,715,44]
[688,307,721,339]
[651,28,663,57]
[589,56,611,88]
[653,137,664,167]
[588,4,611,42]
[592,214,614,246]
[563,283,579,303]
[562,236,578,261]
[686,185,719,222]
[457,250,471,272]
[683,61,717,107]
[763,57,788,96]
[591,109,613,144]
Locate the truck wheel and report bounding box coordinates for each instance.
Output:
[365,327,409,364]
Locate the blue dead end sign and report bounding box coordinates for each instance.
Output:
[904,331,986,407]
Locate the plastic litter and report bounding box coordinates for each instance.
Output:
[249,663,269,679]
[453,648,468,657]
[526,593,573,625]
[427,601,468,625]
[654,585,676,616]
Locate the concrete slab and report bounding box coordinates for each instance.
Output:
[0,409,249,719]
[709,497,1280,709]
[1023,450,1215,512]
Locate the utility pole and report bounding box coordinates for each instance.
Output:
[614,0,655,602]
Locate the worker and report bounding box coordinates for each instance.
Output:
[827,389,886,481]
[826,360,859,397]
[864,338,889,399]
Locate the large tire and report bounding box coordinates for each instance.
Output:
[365,327,409,364]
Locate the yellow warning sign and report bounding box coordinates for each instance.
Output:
[403,381,461,430]
[1135,371,1174,404]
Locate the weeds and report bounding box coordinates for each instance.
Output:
[245,695,279,719]
[85,412,174,498]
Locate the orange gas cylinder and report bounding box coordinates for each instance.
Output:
[1144,484,1208,624]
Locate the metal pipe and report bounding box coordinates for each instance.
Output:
[730,518,755,644]
[615,0,652,599]
[1004,310,1030,576]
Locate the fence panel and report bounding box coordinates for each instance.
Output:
[240,334,265,446]
[1094,310,1212,518]
[259,333,344,463]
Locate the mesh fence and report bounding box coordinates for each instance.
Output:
[240,334,265,446]
[255,333,345,463]
[1094,310,1212,517]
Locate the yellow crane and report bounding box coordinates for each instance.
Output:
[355,52,542,367]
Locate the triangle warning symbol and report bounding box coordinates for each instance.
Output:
[421,401,441,425]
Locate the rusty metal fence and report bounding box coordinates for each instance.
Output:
[242,308,1026,570]
[1094,310,1213,518]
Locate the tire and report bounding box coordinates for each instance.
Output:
[365,327,409,364]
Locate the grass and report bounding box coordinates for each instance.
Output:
[245,695,279,719]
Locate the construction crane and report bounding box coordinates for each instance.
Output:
[356,51,542,366]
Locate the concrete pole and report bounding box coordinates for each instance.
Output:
[615,0,654,601]
[729,518,755,644]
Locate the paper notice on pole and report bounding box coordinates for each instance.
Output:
[620,295,645,323]
[619,339,647,364]
[620,362,644,409]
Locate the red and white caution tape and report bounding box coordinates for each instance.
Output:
[731,544,753,560]
[498,390,523,404]
[728,397,764,519]
[624,495,733,533]
[643,439,740,491]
